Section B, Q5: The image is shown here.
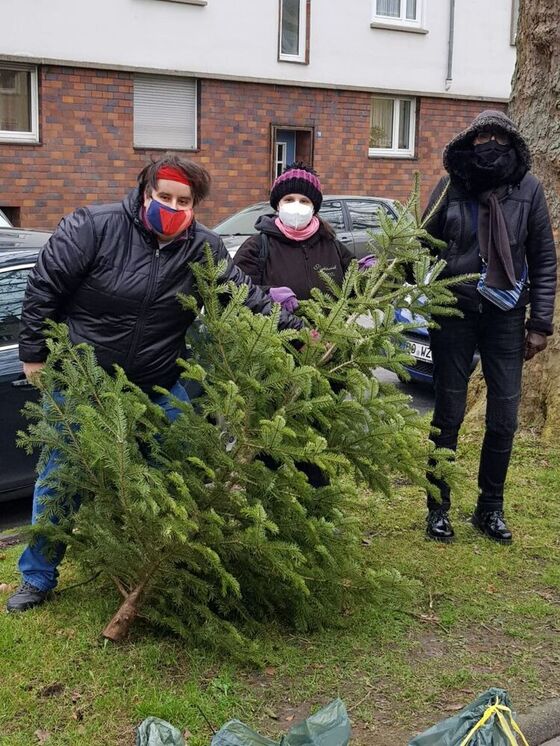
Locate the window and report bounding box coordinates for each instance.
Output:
[214,204,270,237]
[275,141,287,179]
[279,0,309,63]
[270,125,314,182]
[371,0,425,31]
[319,201,345,232]
[133,75,197,150]
[346,199,392,230]
[0,64,39,143]
[369,97,416,158]
[0,266,32,347]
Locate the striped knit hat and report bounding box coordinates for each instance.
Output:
[270,163,323,213]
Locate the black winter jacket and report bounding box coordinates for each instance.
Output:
[19,189,303,391]
[424,111,556,335]
[233,215,354,299]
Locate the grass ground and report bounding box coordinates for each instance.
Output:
[1,430,559,745]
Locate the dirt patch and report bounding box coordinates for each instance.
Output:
[0,534,23,549]
[242,618,560,745]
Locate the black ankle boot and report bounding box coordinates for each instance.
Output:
[471,509,512,544]
[6,581,50,613]
[426,509,454,542]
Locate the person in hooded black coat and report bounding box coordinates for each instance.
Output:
[423,110,556,545]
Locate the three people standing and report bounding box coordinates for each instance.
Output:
[7,108,558,616]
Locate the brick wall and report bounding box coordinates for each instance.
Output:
[0,65,506,230]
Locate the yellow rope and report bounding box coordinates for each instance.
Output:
[459,699,530,746]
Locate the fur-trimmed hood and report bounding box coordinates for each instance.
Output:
[443,109,531,185]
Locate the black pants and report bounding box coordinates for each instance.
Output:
[427,302,525,512]
[257,453,330,488]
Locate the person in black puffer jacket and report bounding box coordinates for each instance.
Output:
[423,110,557,546]
[8,156,303,614]
[234,163,364,489]
[19,159,302,392]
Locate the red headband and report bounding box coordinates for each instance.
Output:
[156,165,191,187]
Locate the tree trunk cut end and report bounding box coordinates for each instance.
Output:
[102,597,139,641]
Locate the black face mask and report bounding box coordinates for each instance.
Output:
[473,141,512,166]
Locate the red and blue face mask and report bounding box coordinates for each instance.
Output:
[144,198,193,237]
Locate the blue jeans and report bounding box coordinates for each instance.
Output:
[427,303,525,512]
[18,380,190,591]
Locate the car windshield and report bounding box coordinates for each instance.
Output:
[0,264,32,345]
[213,204,271,236]
[0,209,12,228]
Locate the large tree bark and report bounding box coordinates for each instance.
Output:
[467,0,560,440]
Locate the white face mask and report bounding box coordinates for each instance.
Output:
[278,201,314,230]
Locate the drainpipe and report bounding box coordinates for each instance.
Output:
[445,0,455,90]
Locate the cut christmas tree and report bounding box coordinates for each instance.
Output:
[19,181,465,657]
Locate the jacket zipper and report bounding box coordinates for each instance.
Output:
[459,201,466,248]
[301,243,311,288]
[125,245,161,370]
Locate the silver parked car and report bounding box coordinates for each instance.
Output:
[213,196,399,258]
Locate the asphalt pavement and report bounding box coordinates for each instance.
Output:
[0,494,32,533]
[374,366,434,416]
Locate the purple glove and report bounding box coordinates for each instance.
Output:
[358,254,377,271]
[269,286,299,313]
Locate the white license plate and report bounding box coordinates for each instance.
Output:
[407,340,432,363]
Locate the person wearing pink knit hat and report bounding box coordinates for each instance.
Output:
[234,163,361,489]
[234,162,359,315]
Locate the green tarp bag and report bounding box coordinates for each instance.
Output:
[136,716,185,746]
[408,688,529,746]
[211,698,351,746]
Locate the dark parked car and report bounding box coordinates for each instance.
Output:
[213,196,399,258]
[394,305,435,384]
[0,228,51,502]
[394,304,479,386]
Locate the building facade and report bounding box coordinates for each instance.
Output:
[0,0,517,228]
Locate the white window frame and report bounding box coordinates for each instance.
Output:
[155,0,207,4]
[0,64,39,144]
[275,141,287,179]
[370,0,426,33]
[369,96,416,159]
[279,0,308,63]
